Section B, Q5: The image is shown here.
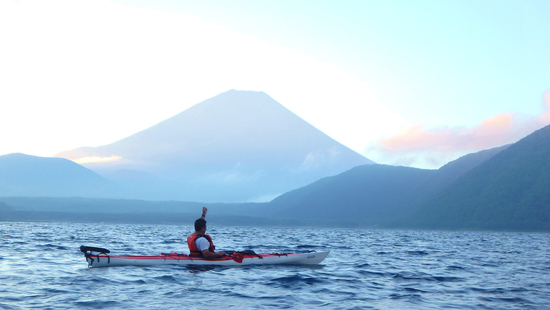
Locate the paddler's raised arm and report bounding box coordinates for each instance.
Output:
[201,206,207,219]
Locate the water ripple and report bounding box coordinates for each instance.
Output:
[0,223,549,309]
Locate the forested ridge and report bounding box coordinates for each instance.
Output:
[402,125,550,230]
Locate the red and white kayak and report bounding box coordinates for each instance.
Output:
[80,246,329,268]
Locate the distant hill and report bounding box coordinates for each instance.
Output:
[0,196,276,225]
[405,145,510,206]
[56,90,373,202]
[268,164,435,226]
[267,144,509,227]
[0,153,113,197]
[404,124,550,231]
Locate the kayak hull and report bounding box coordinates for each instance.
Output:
[84,251,330,268]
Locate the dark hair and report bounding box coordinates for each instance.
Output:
[194,218,207,232]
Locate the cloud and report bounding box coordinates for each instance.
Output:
[365,90,550,169]
[537,89,550,124]
[246,193,282,203]
[70,155,122,164]
[378,113,516,152]
[196,163,265,184]
[297,147,342,171]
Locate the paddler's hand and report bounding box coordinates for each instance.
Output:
[201,207,207,218]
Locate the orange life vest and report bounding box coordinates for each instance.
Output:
[187,233,215,257]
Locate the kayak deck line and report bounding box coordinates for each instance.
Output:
[80,245,329,268]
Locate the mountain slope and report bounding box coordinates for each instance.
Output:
[0,153,113,197]
[266,144,509,227]
[406,124,550,230]
[56,90,373,202]
[405,145,510,207]
[268,164,436,226]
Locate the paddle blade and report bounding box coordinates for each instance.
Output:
[231,253,244,263]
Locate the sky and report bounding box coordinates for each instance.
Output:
[1,0,549,169]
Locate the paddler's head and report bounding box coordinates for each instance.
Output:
[194,218,207,234]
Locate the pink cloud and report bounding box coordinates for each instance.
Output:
[537,89,550,124]
[378,113,518,153]
[368,89,550,168]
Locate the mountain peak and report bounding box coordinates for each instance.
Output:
[55,90,372,202]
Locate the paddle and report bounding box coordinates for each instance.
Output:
[230,253,244,263]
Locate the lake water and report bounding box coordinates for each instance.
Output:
[0,222,549,309]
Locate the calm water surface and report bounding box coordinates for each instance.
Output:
[0,222,549,309]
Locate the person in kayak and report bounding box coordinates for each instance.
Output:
[187,207,226,259]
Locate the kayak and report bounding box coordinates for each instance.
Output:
[80,246,329,268]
